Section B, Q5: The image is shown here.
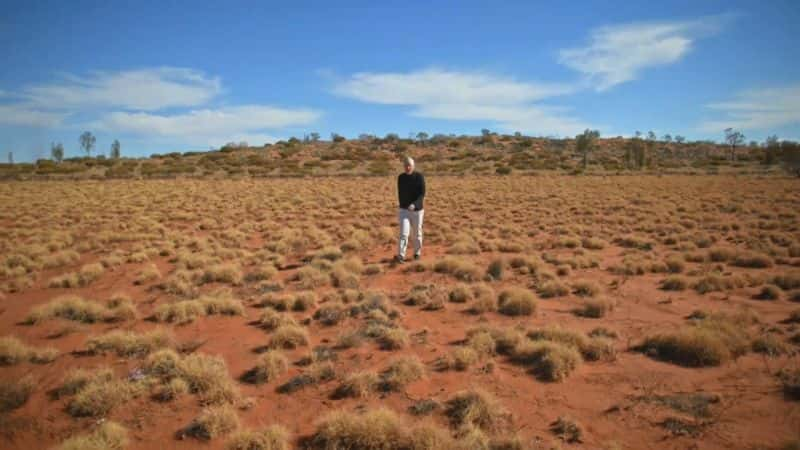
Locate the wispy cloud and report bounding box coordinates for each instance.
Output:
[0,104,66,127]
[93,105,321,146]
[559,15,729,90]
[20,67,222,111]
[697,83,800,133]
[333,68,593,135]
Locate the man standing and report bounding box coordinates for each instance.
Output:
[395,156,425,263]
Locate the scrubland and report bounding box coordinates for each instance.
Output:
[0,174,798,449]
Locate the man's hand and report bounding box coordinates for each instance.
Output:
[408,204,415,211]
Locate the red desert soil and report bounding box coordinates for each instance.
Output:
[0,176,798,449]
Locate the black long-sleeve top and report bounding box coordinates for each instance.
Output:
[397,171,425,210]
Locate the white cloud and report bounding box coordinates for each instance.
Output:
[333,68,593,135]
[21,67,221,111]
[93,105,320,147]
[697,84,800,133]
[559,16,726,90]
[334,69,575,105]
[0,104,65,127]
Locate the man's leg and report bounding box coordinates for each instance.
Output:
[397,208,410,260]
[411,209,424,257]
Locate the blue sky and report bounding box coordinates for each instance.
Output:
[1,0,798,161]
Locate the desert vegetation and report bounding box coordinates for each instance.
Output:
[0,173,798,449]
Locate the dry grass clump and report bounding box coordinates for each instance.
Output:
[60,368,143,417]
[86,328,174,357]
[314,302,348,326]
[277,361,335,394]
[512,340,582,381]
[574,297,615,318]
[444,389,510,432]
[582,237,606,250]
[497,287,537,316]
[0,336,59,365]
[469,283,497,314]
[754,284,782,300]
[24,295,137,325]
[292,266,330,288]
[661,275,689,291]
[154,290,244,323]
[779,369,800,400]
[448,283,473,303]
[381,356,425,391]
[444,347,480,371]
[57,421,129,450]
[773,272,800,290]
[48,262,105,288]
[184,404,241,440]
[572,280,600,297]
[376,326,409,350]
[269,324,309,349]
[434,256,483,281]
[241,350,288,384]
[538,280,569,298]
[201,263,244,285]
[665,256,685,273]
[0,375,35,412]
[333,370,379,399]
[692,274,746,294]
[307,408,418,449]
[291,291,317,311]
[731,251,773,268]
[526,326,614,362]
[143,349,239,404]
[41,249,80,269]
[226,426,290,450]
[245,265,278,283]
[134,263,162,285]
[467,326,524,355]
[486,258,505,280]
[550,416,583,443]
[257,309,298,331]
[751,334,791,356]
[637,314,751,367]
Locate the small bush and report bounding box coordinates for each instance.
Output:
[731,252,773,268]
[448,284,472,303]
[0,375,35,412]
[86,328,174,357]
[550,416,583,443]
[0,336,58,365]
[333,370,379,399]
[444,389,509,431]
[572,280,600,297]
[754,284,781,300]
[185,405,241,440]
[575,297,615,318]
[378,327,409,350]
[487,258,505,280]
[538,280,569,298]
[661,275,689,291]
[497,287,537,316]
[242,350,288,384]
[202,263,244,285]
[270,324,309,349]
[779,369,800,400]
[57,421,129,450]
[433,257,482,281]
[226,426,290,450]
[381,356,425,391]
[512,341,582,381]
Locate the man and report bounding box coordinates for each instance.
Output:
[395,156,425,263]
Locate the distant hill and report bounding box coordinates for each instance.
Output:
[2,134,797,180]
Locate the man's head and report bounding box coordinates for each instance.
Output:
[403,156,415,174]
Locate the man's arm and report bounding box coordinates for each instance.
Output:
[412,174,425,210]
[397,175,402,207]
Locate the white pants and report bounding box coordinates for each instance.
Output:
[398,208,424,258]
